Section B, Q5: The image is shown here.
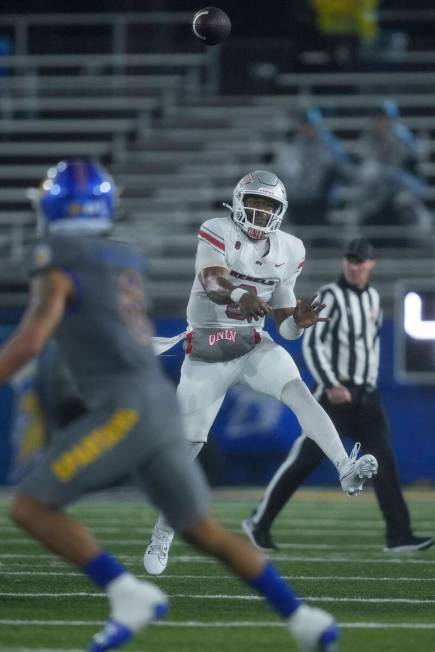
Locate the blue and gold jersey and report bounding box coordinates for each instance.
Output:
[30,235,158,406]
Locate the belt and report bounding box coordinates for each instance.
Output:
[341,382,377,395]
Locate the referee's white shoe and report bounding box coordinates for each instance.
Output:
[339,443,378,496]
[143,524,174,576]
[288,604,340,651]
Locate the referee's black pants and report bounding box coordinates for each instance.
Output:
[255,385,412,543]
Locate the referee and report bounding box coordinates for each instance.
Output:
[243,238,433,553]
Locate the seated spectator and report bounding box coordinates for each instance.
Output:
[355,101,432,246]
[273,107,354,236]
[310,0,379,68]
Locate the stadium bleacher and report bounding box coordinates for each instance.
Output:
[0,11,434,315]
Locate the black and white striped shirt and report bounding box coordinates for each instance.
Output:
[302,276,382,398]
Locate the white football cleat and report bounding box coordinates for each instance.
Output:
[143,524,174,576]
[339,442,378,496]
[288,604,340,652]
[89,575,168,652]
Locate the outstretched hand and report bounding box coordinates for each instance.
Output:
[293,295,329,329]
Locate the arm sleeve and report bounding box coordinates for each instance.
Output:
[29,237,76,277]
[302,289,340,389]
[271,243,305,309]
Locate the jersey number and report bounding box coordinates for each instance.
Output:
[225,284,257,321]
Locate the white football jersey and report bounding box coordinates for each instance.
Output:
[186,216,305,329]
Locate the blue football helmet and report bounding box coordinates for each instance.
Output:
[39,160,116,234]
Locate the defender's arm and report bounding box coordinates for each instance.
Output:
[0,270,73,384]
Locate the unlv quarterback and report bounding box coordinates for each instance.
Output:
[145,170,378,575]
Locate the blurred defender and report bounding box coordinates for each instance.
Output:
[9,339,85,483]
[4,161,340,652]
[144,169,378,576]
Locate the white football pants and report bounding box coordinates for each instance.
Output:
[177,332,347,467]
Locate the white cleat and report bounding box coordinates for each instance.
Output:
[288,604,340,652]
[143,525,174,576]
[339,442,378,496]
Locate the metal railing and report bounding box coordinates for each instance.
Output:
[276,70,435,90]
[0,52,217,101]
[0,221,433,315]
[0,12,193,56]
[0,12,221,96]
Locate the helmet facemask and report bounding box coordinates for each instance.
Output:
[233,192,286,240]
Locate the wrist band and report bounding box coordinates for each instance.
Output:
[230,288,249,304]
[279,315,303,340]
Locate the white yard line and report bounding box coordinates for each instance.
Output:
[170,554,435,565]
[0,620,434,630]
[2,553,435,565]
[160,575,435,582]
[3,570,434,581]
[0,517,386,524]
[2,571,435,582]
[0,538,384,550]
[0,526,389,537]
[0,571,81,577]
[3,517,433,530]
[0,554,211,564]
[0,649,180,652]
[1,592,434,604]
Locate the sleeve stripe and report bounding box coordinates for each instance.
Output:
[297,259,305,269]
[201,224,225,243]
[198,229,225,252]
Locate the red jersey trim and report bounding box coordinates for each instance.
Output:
[198,229,225,252]
[185,331,193,354]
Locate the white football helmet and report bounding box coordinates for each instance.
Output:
[225,169,288,240]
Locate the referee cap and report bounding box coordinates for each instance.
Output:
[344,238,376,262]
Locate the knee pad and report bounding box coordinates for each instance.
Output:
[281,378,314,411]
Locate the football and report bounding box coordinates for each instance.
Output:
[192,7,231,46]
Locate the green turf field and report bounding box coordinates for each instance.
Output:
[0,488,434,652]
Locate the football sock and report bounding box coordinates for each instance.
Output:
[107,574,166,630]
[248,562,301,618]
[281,378,348,468]
[83,551,126,590]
